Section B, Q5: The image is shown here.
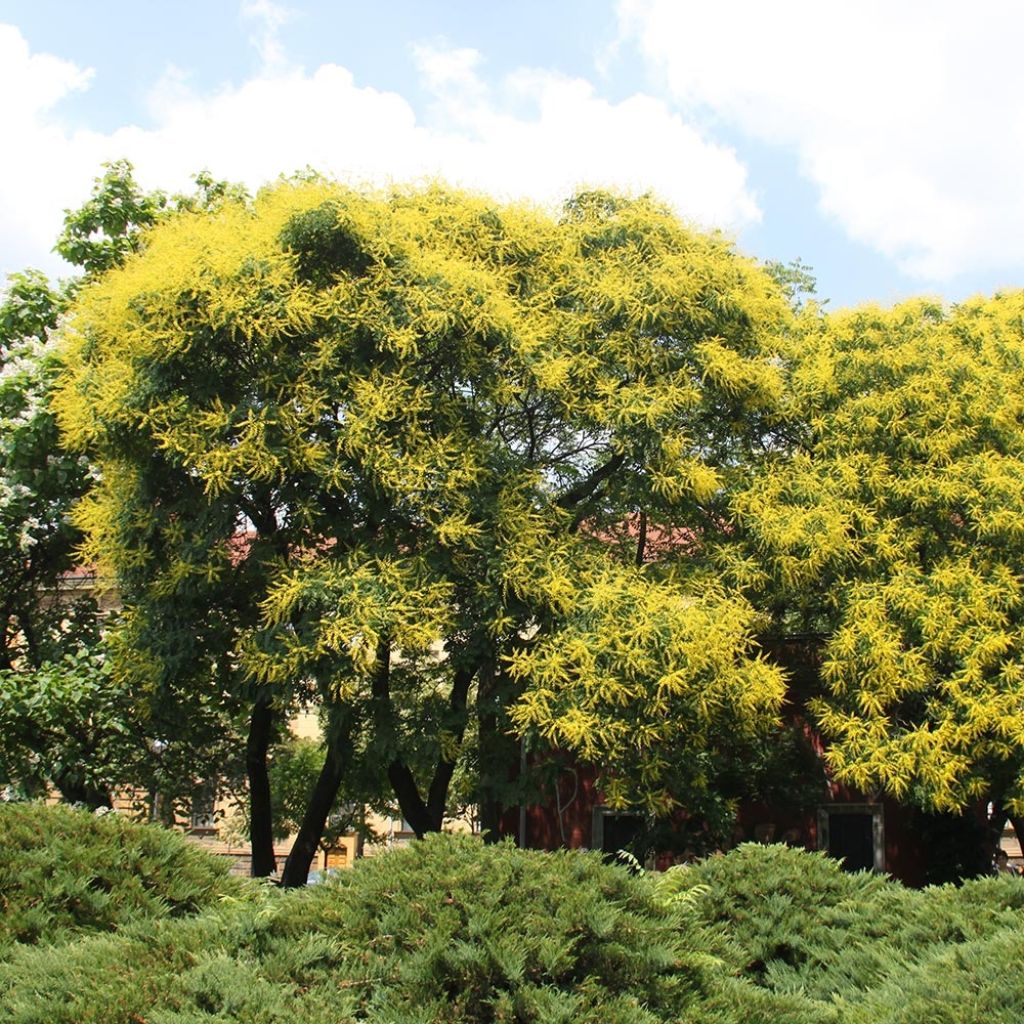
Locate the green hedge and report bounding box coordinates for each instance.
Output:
[680,842,1024,1014]
[0,833,730,1024]
[1,819,1022,1024]
[0,802,240,957]
[266,832,719,1023]
[842,924,1024,1024]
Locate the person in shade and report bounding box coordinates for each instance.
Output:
[993,850,1020,877]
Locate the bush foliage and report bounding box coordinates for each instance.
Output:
[680,842,1024,1018]
[0,802,240,957]
[1,815,1022,1023]
[0,832,725,1024]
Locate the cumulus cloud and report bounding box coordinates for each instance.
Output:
[618,0,1024,280]
[0,21,758,283]
[0,24,96,275]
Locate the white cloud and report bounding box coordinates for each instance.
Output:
[240,0,294,74]
[0,22,758,283]
[0,24,96,275]
[0,24,92,125]
[618,0,1024,280]
[411,43,486,99]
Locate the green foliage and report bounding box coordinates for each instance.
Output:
[53,176,795,844]
[682,843,888,982]
[681,842,1024,1007]
[265,735,329,840]
[55,159,169,275]
[0,268,120,804]
[762,258,820,311]
[0,834,726,1024]
[0,908,260,1024]
[0,270,85,673]
[2,839,1023,1023]
[508,571,785,816]
[55,159,249,277]
[272,833,716,1022]
[1,162,254,812]
[227,734,369,844]
[0,628,140,802]
[841,923,1024,1024]
[729,293,1024,814]
[0,802,240,958]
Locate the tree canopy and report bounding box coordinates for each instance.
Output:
[0,269,132,807]
[55,179,793,879]
[0,271,83,674]
[0,163,252,813]
[728,294,1024,820]
[9,157,1024,876]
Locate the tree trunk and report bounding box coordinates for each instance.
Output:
[369,638,431,837]
[246,692,277,878]
[426,751,458,827]
[372,637,475,840]
[388,759,438,838]
[635,508,648,567]
[476,662,518,844]
[279,704,355,888]
[394,665,476,838]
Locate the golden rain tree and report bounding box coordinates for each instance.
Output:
[729,294,1024,849]
[56,179,791,884]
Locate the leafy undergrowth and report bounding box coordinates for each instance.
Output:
[0,802,242,958]
[1,813,1022,1023]
[0,832,732,1024]
[679,842,1024,1019]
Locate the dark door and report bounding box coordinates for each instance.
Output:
[600,813,644,856]
[828,811,875,872]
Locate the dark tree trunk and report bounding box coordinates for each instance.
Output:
[476,662,518,844]
[426,745,459,827]
[372,636,476,840]
[635,508,648,567]
[246,692,277,878]
[280,704,355,888]
[370,638,432,836]
[432,663,475,820]
[388,760,438,838]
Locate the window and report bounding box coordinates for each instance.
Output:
[324,846,348,870]
[592,806,644,858]
[817,803,884,872]
[190,790,217,833]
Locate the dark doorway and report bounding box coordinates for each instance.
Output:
[594,808,644,861]
[827,811,874,871]
[818,803,883,872]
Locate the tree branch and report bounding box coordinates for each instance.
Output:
[635,508,648,567]
[555,451,625,511]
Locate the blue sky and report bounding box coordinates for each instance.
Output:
[2,0,1022,308]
